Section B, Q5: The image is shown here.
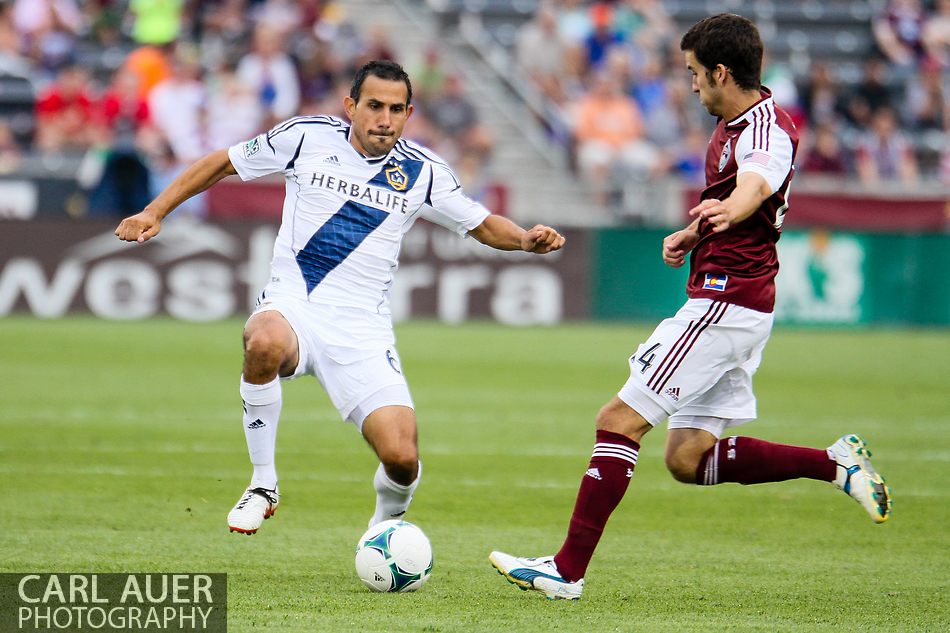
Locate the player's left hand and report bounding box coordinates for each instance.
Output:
[689,198,734,233]
[522,224,566,254]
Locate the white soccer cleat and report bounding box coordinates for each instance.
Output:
[828,434,891,524]
[227,486,279,535]
[489,551,584,600]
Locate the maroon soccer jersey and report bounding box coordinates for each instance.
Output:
[688,89,799,313]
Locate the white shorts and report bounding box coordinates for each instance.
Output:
[617,299,773,438]
[250,293,413,428]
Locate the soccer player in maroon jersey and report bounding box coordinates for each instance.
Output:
[489,13,892,601]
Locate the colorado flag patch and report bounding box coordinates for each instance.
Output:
[703,273,728,291]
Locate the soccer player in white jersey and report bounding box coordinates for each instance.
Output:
[115,60,565,535]
[490,14,891,600]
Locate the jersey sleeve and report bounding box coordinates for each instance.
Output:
[227,120,307,181]
[735,123,794,194]
[420,162,491,236]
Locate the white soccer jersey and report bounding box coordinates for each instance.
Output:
[228,115,491,313]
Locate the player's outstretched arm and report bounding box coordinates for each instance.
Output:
[115,149,237,243]
[468,215,565,254]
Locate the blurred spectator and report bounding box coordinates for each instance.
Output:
[0,17,33,78]
[123,44,172,99]
[844,58,896,129]
[923,0,950,66]
[296,34,344,113]
[129,0,186,46]
[454,146,507,214]
[556,0,593,46]
[426,73,484,156]
[855,107,919,185]
[11,0,83,72]
[516,2,568,104]
[762,53,799,116]
[612,0,673,53]
[669,125,706,185]
[362,23,397,63]
[34,63,94,153]
[904,58,948,131]
[236,23,301,129]
[797,62,846,128]
[206,61,262,148]
[410,45,447,109]
[195,0,250,71]
[0,120,22,174]
[571,70,658,206]
[801,122,849,177]
[148,45,207,165]
[583,3,625,70]
[872,0,927,68]
[87,66,153,217]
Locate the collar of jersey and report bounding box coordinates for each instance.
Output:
[725,86,774,128]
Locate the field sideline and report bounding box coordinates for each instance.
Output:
[1,317,948,632]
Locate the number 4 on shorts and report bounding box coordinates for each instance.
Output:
[635,343,661,373]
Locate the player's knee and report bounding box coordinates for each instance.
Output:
[595,400,652,441]
[379,448,419,484]
[243,328,287,371]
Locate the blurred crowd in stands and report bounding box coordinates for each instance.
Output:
[0,0,498,217]
[515,0,950,207]
[0,0,946,219]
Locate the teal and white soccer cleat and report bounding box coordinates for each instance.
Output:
[227,486,279,535]
[489,551,584,600]
[828,434,891,524]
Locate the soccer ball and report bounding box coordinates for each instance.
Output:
[354,520,433,593]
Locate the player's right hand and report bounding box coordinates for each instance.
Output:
[115,210,162,244]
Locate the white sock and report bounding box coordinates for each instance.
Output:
[369,461,422,527]
[240,376,282,490]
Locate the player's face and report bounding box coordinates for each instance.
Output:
[685,50,723,117]
[344,75,413,157]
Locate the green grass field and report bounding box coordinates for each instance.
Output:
[1,317,948,632]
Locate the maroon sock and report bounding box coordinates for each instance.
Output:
[553,430,639,582]
[695,436,836,485]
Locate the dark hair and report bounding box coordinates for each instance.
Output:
[680,13,763,91]
[350,60,413,105]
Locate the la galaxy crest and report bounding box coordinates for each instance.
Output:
[385,163,409,191]
[718,138,732,172]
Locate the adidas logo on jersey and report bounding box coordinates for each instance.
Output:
[246,419,266,429]
[664,386,681,401]
[323,155,340,165]
[585,468,602,480]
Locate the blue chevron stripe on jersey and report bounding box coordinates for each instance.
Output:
[295,201,389,294]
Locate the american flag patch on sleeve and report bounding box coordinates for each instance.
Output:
[742,151,771,167]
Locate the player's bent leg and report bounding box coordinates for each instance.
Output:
[828,434,892,523]
[361,404,420,527]
[489,551,584,600]
[229,310,298,535]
